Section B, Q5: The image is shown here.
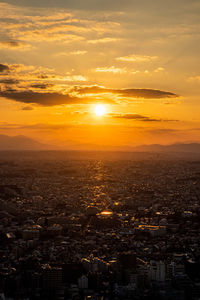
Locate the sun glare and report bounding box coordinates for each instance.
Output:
[94,104,106,116]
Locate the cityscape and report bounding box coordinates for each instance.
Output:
[0,151,200,299]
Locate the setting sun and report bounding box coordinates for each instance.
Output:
[94,104,106,116]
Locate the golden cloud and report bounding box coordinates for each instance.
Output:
[116,54,158,62]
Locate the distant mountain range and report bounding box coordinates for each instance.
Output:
[0,134,51,150]
[0,134,200,153]
[133,143,200,153]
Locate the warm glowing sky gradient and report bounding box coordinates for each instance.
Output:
[0,0,200,150]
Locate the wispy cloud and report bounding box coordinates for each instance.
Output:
[0,63,87,93]
[0,121,72,130]
[109,113,178,122]
[21,106,34,111]
[76,86,178,99]
[188,75,200,81]
[95,66,127,74]
[154,67,165,72]
[0,3,120,47]
[116,54,158,62]
[69,50,87,55]
[87,37,119,44]
[0,64,9,73]
[0,41,32,50]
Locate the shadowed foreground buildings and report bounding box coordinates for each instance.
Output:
[0,152,200,299]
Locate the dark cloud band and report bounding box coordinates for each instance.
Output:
[0,85,178,106]
[109,113,178,122]
[76,86,178,99]
[0,64,9,73]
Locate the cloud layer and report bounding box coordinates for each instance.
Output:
[0,64,9,73]
[0,62,178,106]
[0,84,178,107]
[76,86,178,99]
[109,113,178,122]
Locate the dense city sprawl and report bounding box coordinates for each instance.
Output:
[0,151,200,300]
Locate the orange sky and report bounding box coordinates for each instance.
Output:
[0,0,200,149]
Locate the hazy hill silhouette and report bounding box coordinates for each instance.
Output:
[0,134,200,153]
[133,143,200,153]
[0,134,50,150]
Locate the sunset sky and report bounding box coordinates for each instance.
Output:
[0,0,200,150]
